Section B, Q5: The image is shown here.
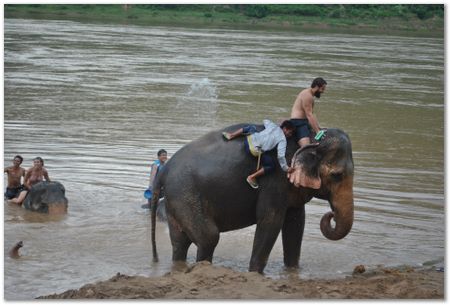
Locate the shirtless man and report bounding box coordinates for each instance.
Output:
[9,157,50,205]
[4,155,26,200]
[290,77,327,147]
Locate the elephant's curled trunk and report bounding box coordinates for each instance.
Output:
[320,179,354,240]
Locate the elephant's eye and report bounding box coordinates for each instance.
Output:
[330,171,344,181]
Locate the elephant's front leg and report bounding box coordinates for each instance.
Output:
[282,205,305,268]
[249,208,285,273]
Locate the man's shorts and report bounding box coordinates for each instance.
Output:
[4,185,25,199]
[244,136,275,174]
[291,118,311,142]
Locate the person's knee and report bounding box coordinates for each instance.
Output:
[243,125,257,135]
[299,137,310,147]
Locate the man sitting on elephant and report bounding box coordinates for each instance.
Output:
[222,119,295,189]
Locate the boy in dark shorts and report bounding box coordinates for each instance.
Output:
[4,155,26,199]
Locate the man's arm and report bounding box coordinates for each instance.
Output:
[302,97,321,133]
[276,138,290,172]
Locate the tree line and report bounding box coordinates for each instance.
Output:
[127,4,444,20]
[10,4,444,21]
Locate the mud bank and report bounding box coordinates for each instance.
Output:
[40,261,443,299]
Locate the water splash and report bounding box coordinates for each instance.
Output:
[177,78,219,127]
[187,77,218,100]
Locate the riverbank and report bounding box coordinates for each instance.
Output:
[39,261,443,299]
[5,4,444,37]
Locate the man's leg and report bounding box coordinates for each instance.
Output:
[222,128,243,140]
[298,136,310,148]
[8,190,27,205]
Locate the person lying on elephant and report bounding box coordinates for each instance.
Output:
[222,119,295,189]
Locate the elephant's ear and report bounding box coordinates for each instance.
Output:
[289,144,322,189]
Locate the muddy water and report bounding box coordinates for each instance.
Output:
[4,18,444,299]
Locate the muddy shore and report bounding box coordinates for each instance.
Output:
[40,261,443,299]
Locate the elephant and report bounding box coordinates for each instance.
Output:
[151,124,354,273]
[23,181,68,214]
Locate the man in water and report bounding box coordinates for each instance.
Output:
[9,157,51,205]
[143,149,168,209]
[290,77,327,148]
[4,155,26,199]
[223,119,295,189]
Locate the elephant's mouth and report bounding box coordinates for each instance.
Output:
[47,203,68,215]
[288,165,321,189]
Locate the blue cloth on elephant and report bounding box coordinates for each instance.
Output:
[291,118,312,141]
[242,125,257,135]
[5,185,25,199]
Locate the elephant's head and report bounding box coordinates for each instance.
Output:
[289,128,354,241]
[23,181,68,214]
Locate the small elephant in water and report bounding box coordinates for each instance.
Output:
[151,124,354,273]
[23,181,68,214]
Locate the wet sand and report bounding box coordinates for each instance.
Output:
[39,261,443,299]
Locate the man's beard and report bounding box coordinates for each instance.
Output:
[314,91,321,98]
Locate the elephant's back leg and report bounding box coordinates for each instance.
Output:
[167,213,192,261]
[167,192,220,263]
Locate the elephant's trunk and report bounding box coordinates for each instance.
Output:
[320,177,354,240]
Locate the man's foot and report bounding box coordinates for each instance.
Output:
[222,132,232,141]
[246,177,259,189]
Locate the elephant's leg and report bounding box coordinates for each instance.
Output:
[194,222,219,262]
[249,207,284,273]
[282,206,305,268]
[168,214,192,261]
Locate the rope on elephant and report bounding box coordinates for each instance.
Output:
[256,151,261,171]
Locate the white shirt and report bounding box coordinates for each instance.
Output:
[250,119,289,171]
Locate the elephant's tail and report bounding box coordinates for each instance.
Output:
[151,167,166,263]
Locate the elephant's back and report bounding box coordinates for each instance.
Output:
[162,125,262,231]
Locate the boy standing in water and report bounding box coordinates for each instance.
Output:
[4,155,26,199]
[143,149,168,208]
[149,149,168,191]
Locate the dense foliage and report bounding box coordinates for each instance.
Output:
[7,4,444,21]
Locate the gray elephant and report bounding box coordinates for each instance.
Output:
[23,181,68,214]
[151,124,354,273]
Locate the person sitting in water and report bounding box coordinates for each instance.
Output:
[223,119,295,189]
[4,155,26,200]
[9,157,50,205]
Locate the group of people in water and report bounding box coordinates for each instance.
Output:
[4,156,50,205]
[5,77,327,201]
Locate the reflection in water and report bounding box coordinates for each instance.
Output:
[4,18,444,299]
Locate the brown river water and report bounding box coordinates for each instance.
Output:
[3,18,444,299]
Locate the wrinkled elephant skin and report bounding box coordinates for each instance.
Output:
[151,124,354,273]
